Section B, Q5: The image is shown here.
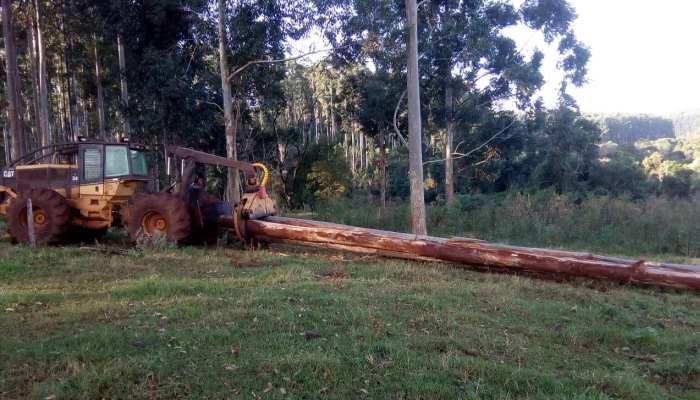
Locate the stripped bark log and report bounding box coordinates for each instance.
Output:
[219,215,700,291]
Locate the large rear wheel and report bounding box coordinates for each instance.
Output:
[6,188,72,245]
[127,193,191,243]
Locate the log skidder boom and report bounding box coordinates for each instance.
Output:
[1,139,699,291]
[161,145,276,246]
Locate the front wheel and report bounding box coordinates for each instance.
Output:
[6,188,71,245]
[127,193,191,243]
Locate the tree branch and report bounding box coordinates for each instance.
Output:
[201,100,224,113]
[423,119,516,165]
[393,89,408,147]
[226,45,346,83]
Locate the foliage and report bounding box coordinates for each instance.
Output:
[528,103,601,193]
[589,149,649,197]
[671,109,700,138]
[1,0,695,217]
[273,142,352,209]
[305,145,351,202]
[591,114,675,144]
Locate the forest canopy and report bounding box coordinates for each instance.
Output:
[1,0,698,211]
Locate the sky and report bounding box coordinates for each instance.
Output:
[290,0,700,115]
[513,0,700,115]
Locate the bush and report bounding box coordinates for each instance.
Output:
[280,143,351,209]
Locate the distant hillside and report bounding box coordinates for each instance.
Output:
[588,114,675,144]
[670,110,700,138]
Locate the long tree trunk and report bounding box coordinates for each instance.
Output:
[3,122,11,165]
[444,82,455,203]
[54,73,66,141]
[405,0,427,235]
[313,103,319,144]
[59,0,72,141]
[34,0,51,151]
[71,72,82,139]
[350,124,356,173]
[93,34,106,140]
[232,216,700,291]
[359,132,365,171]
[2,0,24,161]
[59,53,71,141]
[217,0,240,204]
[330,85,336,141]
[379,133,387,211]
[117,34,130,136]
[28,17,41,147]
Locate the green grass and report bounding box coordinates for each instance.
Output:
[1,232,700,399]
[314,192,700,262]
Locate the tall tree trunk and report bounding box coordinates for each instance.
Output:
[330,85,336,141]
[444,82,455,203]
[359,132,364,171]
[60,51,72,141]
[59,0,72,141]
[217,0,240,204]
[404,0,427,235]
[3,121,11,165]
[313,102,319,144]
[71,72,82,139]
[350,124,356,173]
[117,34,130,136]
[379,133,387,211]
[54,73,66,141]
[343,99,348,158]
[28,18,41,147]
[93,34,106,140]
[34,0,51,150]
[2,0,24,161]
[78,65,88,136]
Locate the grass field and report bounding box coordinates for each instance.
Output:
[1,223,700,399]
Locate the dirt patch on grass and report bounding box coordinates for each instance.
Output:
[229,256,281,269]
[317,268,349,280]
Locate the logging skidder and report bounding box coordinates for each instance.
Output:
[1,138,699,291]
[0,139,275,245]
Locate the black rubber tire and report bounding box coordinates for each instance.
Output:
[7,188,72,245]
[127,193,191,243]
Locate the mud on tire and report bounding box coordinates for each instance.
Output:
[7,188,72,245]
[127,193,191,243]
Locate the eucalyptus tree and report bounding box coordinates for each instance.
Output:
[324,0,430,233]
[349,69,401,210]
[1,0,25,160]
[422,0,590,202]
[405,0,427,233]
[88,0,219,146]
[212,0,317,201]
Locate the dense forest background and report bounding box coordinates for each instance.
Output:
[1,0,699,213]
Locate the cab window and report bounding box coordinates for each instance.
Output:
[130,150,148,176]
[83,148,103,181]
[105,145,130,178]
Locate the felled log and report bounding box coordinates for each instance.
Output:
[220,215,700,291]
